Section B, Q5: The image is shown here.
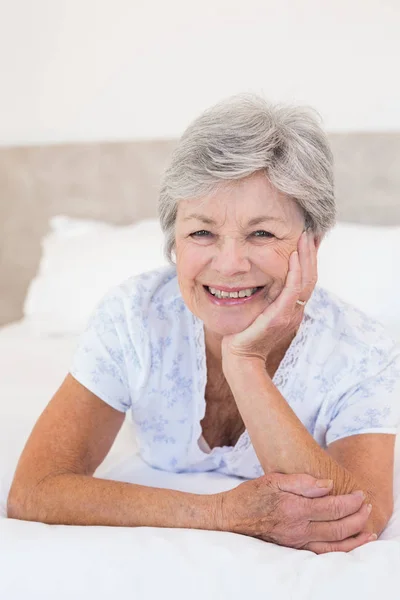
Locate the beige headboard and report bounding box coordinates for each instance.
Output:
[1,134,399,327]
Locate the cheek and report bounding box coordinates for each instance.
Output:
[176,242,207,280]
[252,245,292,302]
[252,245,290,278]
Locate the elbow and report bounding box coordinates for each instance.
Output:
[7,471,73,523]
[374,504,394,538]
[7,487,28,521]
[7,481,40,522]
[366,487,393,538]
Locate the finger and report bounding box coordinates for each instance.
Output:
[302,531,376,555]
[307,502,371,542]
[273,473,333,498]
[308,231,318,274]
[256,251,302,324]
[298,230,311,292]
[299,233,316,300]
[303,491,366,521]
[270,251,302,314]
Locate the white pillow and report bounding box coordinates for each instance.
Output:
[23,216,168,336]
[317,222,400,340]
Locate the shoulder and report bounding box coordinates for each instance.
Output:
[70,265,184,406]
[304,285,400,379]
[97,264,180,323]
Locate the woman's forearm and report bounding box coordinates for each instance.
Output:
[224,358,381,534]
[7,473,221,530]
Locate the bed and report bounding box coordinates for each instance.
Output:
[1,136,400,599]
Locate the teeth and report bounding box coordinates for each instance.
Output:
[208,287,259,299]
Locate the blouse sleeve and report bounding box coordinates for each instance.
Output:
[69,289,132,413]
[325,342,400,446]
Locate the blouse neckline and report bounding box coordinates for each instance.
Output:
[191,305,313,457]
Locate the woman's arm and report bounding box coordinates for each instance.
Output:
[224,357,391,536]
[8,472,220,530]
[7,374,219,530]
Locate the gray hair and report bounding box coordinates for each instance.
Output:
[158,93,336,264]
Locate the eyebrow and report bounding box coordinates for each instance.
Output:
[182,213,286,227]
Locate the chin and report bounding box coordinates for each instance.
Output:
[203,313,255,337]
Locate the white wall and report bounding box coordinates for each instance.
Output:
[0,0,399,146]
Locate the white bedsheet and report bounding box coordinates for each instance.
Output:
[1,320,400,599]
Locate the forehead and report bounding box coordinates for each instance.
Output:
[177,172,302,225]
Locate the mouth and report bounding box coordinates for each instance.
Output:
[203,285,265,305]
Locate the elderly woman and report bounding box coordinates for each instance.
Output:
[7,94,400,554]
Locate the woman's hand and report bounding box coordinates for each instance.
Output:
[221,230,317,364]
[215,473,376,554]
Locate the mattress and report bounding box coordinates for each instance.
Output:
[1,320,400,600]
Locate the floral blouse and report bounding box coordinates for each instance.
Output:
[70,265,400,479]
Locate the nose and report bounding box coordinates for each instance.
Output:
[211,236,251,277]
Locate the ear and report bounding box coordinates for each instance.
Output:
[314,236,322,251]
[306,228,323,251]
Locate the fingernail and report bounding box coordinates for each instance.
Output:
[316,479,333,488]
[367,504,373,514]
[368,534,378,541]
[351,490,366,499]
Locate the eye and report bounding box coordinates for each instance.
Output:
[190,230,212,238]
[252,230,274,238]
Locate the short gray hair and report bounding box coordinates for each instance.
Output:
[158,93,336,264]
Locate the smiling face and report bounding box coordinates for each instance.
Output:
[174,170,307,343]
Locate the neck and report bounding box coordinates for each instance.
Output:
[204,329,224,364]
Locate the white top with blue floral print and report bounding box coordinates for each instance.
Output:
[70,265,400,479]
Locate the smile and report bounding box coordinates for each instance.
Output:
[203,285,265,305]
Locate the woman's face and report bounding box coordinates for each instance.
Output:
[175,171,311,337]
